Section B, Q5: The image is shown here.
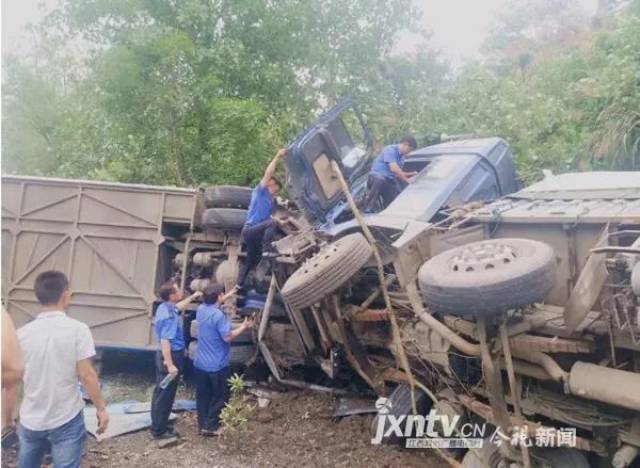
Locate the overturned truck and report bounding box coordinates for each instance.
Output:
[266,170,640,467]
[3,98,639,467]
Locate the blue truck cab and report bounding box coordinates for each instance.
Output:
[285,98,520,241]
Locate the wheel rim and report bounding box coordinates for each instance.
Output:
[449,242,519,273]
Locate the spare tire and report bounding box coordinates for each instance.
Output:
[201,208,247,230]
[419,238,556,317]
[281,233,371,310]
[204,185,253,209]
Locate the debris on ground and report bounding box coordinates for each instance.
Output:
[84,401,177,441]
[333,396,378,418]
[1,391,438,468]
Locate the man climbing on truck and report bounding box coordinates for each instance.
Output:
[235,148,287,292]
[363,135,418,212]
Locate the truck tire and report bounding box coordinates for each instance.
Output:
[370,384,431,445]
[204,185,252,209]
[187,340,256,366]
[419,238,556,317]
[201,208,247,230]
[281,233,371,309]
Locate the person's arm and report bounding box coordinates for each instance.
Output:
[75,325,108,434]
[220,287,238,303]
[176,291,202,311]
[223,316,254,343]
[260,148,287,186]
[2,385,19,429]
[77,359,109,434]
[160,338,177,375]
[2,309,24,388]
[389,163,415,184]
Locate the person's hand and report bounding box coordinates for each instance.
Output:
[407,171,418,178]
[242,316,255,330]
[165,362,178,376]
[96,408,110,435]
[192,291,203,299]
[276,148,287,159]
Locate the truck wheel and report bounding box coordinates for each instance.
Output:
[201,208,247,230]
[370,384,431,445]
[280,233,371,309]
[419,238,556,316]
[204,185,253,209]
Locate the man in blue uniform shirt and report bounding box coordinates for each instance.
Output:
[150,281,201,440]
[194,284,253,436]
[236,148,287,290]
[363,135,418,212]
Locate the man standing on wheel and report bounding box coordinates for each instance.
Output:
[235,148,287,291]
[363,135,417,212]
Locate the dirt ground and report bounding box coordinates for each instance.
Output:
[1,351,439,468]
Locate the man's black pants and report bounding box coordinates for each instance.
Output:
[150,350,185,436]
[236,218,279,288]
[363,175,400,212]
[195,366,231,431]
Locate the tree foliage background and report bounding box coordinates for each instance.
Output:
[2,0,639,186]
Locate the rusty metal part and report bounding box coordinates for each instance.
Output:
[331,160,417,406]
[500,321,532,468]
[352,275,396,315]
[508,334,595,354]
[331,295,386,395]
[568,362,640,411]
[309,305,332,353]
[477,316,514,453]
[349,308,390,322]
[444,315,595,353]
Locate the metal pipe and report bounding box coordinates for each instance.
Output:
[512,349,568,383]
[568,362,640,411]
[257,275,277,342]
[415,310,481,356]
[501,358,552,381]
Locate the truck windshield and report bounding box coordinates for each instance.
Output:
[414,155,476,184]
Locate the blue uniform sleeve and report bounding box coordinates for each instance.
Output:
[159,317,178,341]
[381,146,399,165]
[216,313,232,339]
[255,183,269,196]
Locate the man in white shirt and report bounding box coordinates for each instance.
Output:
[17,270,109,468]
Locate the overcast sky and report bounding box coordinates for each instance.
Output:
[2,0,599,60]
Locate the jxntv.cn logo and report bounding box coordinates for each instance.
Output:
[371,397,486,448]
